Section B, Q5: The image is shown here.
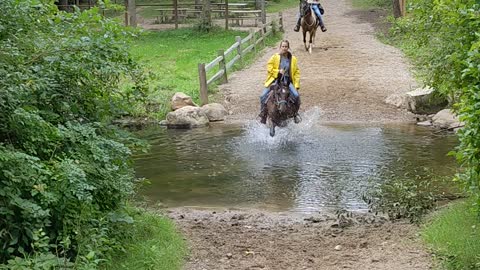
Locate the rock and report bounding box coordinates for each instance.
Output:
[334,245,342,251]
[432,109,463,129]
[201,103,228,121]
[405,86,448,114]
[226,253,233,259]
[166,106,209,128]
[305,216,322,223]
[385,94,407,108]
[416,120,432,127]
[171,92,198,111]
[159,120,168,126]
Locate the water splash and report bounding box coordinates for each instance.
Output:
[241,107,324,147]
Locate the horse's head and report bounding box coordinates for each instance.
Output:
[301,0,311,16]
[271,80,290,113]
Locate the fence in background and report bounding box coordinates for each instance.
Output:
[197,14,283,105]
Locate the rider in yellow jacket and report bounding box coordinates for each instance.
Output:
[259,40,301,124]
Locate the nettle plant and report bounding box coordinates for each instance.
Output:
[0,0,148,266]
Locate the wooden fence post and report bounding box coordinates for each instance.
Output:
[250,29,256,54]
[225,0,229,30]
[218,49,228,84]
[127,0,136,27]
[260,0,266,24]
[400,0,406,16]
[124,0,129,26]
[279,12,284,32]
[174,0,178,29]
[198,63,209,105]
[235,36,243,64]
[202,0,212,29]
[259,23,265,47]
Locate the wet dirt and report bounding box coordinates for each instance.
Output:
[158,0,432,269]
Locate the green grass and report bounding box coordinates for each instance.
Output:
[350,0,392,10]
[129,26,282,118]
[130,27,248,116]
[266,0,297,13]
[104,211,187,270]
[422,199,480,270]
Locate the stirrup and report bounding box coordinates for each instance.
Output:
[293,25,300,32]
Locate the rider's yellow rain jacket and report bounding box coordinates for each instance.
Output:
[264,52,300,89]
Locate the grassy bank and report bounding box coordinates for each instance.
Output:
[130,28,248,117]
[422,199,480,269]
[346,1,480,269]
[130,27,281,118]
[104,210,187,270]
[266,0,297,13]
[350,0,392,10]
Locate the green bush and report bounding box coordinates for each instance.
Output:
[0,0,147,267]
[388,0,480,211]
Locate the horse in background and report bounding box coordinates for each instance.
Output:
[300,0,319,53]
[265,78,300,137]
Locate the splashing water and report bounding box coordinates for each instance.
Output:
[241,107,324,147]
[134,111,458,213]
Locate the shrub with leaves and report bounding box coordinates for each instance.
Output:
[388,0,480,211]
[0,0,147,267]
[363,173,439,223]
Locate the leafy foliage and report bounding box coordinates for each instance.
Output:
[388,0,480,211]
[363,173,439,223]
[0,0,148,267]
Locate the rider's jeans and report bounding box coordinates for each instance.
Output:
[260,83,299,104]
[311,5,324,25]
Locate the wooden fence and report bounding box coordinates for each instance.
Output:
[127,0,267,29]
[197,14,283,105]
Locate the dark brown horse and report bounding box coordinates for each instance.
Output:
[300,0,319,53]
[265,79,300,137]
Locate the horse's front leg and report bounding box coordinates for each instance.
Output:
[303,31,308,51]
[269,123,276,137]
[311,30,316,47]
[309,32,314,49]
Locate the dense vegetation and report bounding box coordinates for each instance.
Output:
[382,0,479,268]
[387,0,479,210]
[0,0,157,268]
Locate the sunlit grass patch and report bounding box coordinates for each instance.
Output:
[105,210,187,270]
[422,199,480,270]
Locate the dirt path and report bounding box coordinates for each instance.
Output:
[220,0,417,123]
[167,209,431,270]
[168,1,432,269]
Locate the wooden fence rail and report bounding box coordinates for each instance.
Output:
[197,14,281,105]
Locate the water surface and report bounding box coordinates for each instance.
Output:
[134,109,457,213]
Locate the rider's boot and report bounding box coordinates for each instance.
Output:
[293,96,301,124]
[258,103,267,124]
[320,21,327,32]
[293,17,301,32]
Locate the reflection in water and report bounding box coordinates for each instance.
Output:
[134,107,458,213]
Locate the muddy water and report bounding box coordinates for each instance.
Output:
[134,108,457,213]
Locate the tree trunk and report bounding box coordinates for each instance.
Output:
[392,0,401,18]
[400,0,406,17]
[393,0,406,18]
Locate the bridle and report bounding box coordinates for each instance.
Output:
[301,1,316,28]
[273,82,289,107]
